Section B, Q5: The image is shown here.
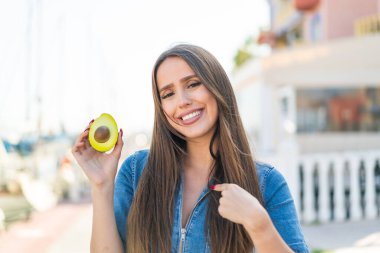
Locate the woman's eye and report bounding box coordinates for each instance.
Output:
[188,82,201,88]
[161,92,174,99]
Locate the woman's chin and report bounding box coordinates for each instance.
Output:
[181,126,216,142]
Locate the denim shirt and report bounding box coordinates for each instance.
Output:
[114,149,309,253]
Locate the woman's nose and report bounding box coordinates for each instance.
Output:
[177,90,192,108]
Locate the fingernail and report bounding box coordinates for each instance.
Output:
[120,128,123,137]
[89,119,94,124]
[210,185,215,190]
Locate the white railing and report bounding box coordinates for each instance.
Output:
[298,150,380,224]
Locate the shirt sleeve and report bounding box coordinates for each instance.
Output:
[114,153,136,249]
[263,167,310,253]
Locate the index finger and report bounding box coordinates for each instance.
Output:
[210,183,230,192]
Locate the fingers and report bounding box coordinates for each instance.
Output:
[73,129,89,151]
[210,183,229,192]
[87,119,95,128]
[72,119,94,154]
[111,129,124,158]
[211,184,231,220]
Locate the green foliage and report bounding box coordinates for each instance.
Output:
[233,33,270,69]
[312,249,334,253]
[233,48,252,69]
[233,34,256,69]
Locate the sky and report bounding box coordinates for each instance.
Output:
[0,0,269,139]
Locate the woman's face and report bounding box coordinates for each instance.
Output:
[156,57,218,142]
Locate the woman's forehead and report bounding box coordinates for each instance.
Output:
[156,57,196,88]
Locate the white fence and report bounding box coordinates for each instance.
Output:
[298,150,380,224]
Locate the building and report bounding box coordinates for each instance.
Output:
[234,0,380,224]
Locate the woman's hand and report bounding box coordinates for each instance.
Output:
[71,120,124,190]
[211,183,270,232]
[212,184,295,252]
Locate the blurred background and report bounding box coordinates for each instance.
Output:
[0,0,380,252]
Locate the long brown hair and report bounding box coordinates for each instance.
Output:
[127,44,264,253]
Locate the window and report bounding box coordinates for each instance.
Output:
[296,87,380,133]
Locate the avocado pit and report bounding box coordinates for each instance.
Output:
[94,126,110,143]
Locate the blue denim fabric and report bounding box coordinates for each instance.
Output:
[114,149,309,253]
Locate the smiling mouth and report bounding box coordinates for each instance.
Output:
[179,109,203,125]
[182,110,201,120]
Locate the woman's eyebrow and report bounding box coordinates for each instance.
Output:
[159,74,197,93]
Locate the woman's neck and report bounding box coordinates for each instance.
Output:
[184,135,217,175]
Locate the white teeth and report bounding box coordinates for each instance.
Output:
[182,110,201,121]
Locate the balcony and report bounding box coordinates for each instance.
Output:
[355,14,380,36]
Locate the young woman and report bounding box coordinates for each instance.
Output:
[72,44,309,253]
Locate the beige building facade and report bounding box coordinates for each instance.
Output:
[235,0,380,224]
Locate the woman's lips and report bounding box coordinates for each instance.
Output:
[180,109,203,125]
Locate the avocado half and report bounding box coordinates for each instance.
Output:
[88,113,118,152]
